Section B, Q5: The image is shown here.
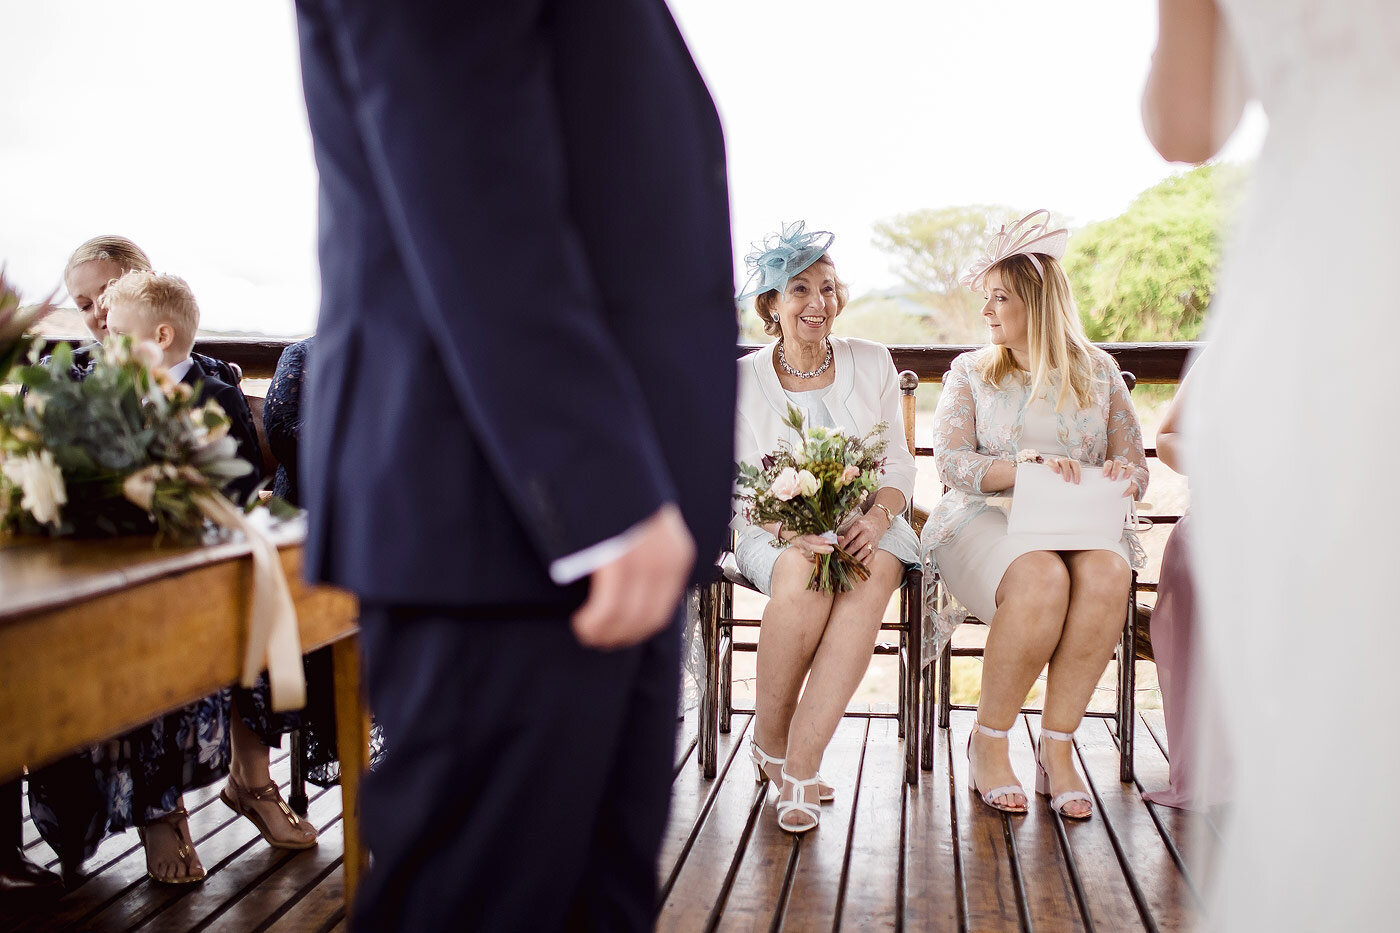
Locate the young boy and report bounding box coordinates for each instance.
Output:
[101,271,264,504]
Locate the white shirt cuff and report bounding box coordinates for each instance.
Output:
[548,519,650,586]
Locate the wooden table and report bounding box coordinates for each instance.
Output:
[0,528,370,906]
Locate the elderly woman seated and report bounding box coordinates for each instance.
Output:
[921,212,1148,821]
[732,224,919,833]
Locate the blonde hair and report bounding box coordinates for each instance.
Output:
[977,253,1096,410]
[100,271,200,358]
[63,235,152,282]
[754,255,850,338]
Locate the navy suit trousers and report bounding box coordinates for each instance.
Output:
[353,607,682,932]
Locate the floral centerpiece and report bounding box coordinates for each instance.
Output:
[1,329,253,541]
[735,404,889,593]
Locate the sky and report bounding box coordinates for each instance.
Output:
[0,1,1265,336]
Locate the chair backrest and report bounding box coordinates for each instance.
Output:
[244,394,279,481]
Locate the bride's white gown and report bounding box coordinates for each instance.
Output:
[1186,1,1400,929]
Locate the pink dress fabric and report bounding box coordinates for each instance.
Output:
[1142,515,1227,810]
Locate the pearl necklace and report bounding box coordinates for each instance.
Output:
[777,339,832,379]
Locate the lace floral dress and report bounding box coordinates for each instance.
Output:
[920,347,1148,632]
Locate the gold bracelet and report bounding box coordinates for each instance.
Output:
[875,503,895,527]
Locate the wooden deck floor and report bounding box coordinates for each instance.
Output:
[4,709,1207,932]
[2,751,346,933]
[660,707,1209,932]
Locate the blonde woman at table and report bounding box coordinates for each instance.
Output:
[920,212,1148,821]
[25,241,315,887]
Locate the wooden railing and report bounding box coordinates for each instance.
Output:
[41,337,1200,384]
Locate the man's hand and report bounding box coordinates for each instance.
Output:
[571,503,696,651]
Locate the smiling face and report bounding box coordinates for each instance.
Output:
[65,258,127,340]
[981,267,1029,354]
[773,261,840,345]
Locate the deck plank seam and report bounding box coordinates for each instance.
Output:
[1108,720,1205,909]
[766,840,802,933]
[657,714,754,906]
[248,853,345,933]
[673,736,699,780]
[1070,735,1160,933]
[894,781,907,933]
[944,727,969,933]
[182,811,344,933]
[1021,717,1094,933]
[1001,808,1033,933]
[830,717,871,933]
[702,784,768,933]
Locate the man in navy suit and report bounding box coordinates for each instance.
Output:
[292,2,736,929]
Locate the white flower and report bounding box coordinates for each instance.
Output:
[1,450,67,527]
[796,469,820,497]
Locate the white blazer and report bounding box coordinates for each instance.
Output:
[733,336,917,527]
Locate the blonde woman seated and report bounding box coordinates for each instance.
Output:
[733,224,919,833]
[921,212,1148,820]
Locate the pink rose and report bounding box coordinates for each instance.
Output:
[839,465,861,486]
[770,467,801,501]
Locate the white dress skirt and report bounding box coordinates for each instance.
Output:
[932,398,1129,623]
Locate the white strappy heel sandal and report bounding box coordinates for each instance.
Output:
[776,770,822,834]
[1035,728,1093,820]
[966,719,1028,814]
[749,739,835,802]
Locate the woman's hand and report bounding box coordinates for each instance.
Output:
[786,532,836,563]
[1102,458,1141,499]
[1045,456,1082,484]
[838,509,892,567]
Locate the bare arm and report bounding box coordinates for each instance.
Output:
[1142,0,1248,163]
[1155,367,1192,475]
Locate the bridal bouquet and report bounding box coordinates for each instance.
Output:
[1,328,252,542]
[735,405,889,593]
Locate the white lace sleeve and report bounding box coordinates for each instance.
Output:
[932,360,994,494]
[1107,371,1150,499]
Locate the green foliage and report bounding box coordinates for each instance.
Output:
[1065,162,1250,341]
[1,337,250,540]
[871,204,1022,342]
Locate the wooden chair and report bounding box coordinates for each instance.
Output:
[921,370,1144,783]
[697,370,924,786]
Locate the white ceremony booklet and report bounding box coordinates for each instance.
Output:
[1006,461,1131,547]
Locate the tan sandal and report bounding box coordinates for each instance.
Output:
[220,776,318,850]
[137,807,206,885]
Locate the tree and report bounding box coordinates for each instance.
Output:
[1065,162,1249,341]
[871,205,1021,343]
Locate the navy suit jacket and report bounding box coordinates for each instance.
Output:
[295,0,737,611]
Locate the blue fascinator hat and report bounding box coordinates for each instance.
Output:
[737,221,836,301]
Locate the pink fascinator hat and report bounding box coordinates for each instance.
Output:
[960,210,1069,292]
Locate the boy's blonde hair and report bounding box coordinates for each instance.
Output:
[977,253,1096,411]
[100,271,200,358]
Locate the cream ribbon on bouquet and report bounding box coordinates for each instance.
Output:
[198,493,307,712]
[123,465,306,711]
